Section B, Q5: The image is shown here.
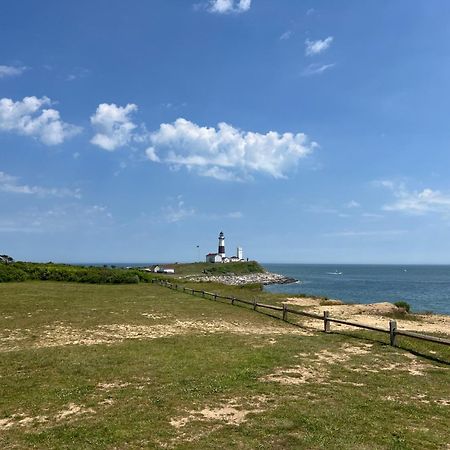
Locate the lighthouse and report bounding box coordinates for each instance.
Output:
[218,231,225,257]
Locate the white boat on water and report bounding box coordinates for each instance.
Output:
[327,270,343,275]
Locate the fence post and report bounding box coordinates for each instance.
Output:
[323,310,330,332]
[389,320,397,346]
[253,299,257,310]
[282,304,287,321]
[231,297,235,305]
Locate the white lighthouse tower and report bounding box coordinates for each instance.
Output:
[218,231,225,257]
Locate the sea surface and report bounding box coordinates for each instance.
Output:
[263,264,450,315]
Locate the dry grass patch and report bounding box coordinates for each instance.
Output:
[0,319,313,352]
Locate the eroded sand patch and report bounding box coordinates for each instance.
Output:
[0,403,94,431]
[384,394,450,406]
[260,342,439,386]
[167,396,271,446]
[0,319,313,351]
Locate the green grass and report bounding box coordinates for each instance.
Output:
[168,261,265,276]
[0,282,449,449]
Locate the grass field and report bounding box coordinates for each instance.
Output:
[0,281,449,449]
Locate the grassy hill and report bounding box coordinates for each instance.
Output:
[0,281,449,449]
[165,260,265,276]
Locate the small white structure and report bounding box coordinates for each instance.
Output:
[205,232,245,263]
[206,253,223,263]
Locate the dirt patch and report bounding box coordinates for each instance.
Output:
[260,343,372,386]
[97,381,131,390]
[141,313,172,320]
[0,403,94,431]
[384,394,450,406]
[0,320,313,351]
[260,365,325,385]
[167,396,270,446]
[55,403,95,421]
[350,353,434,376]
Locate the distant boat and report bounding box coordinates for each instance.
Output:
[327,270,343,275]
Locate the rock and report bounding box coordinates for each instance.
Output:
[180,272,298,286]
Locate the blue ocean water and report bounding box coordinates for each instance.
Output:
[263,264,450,315]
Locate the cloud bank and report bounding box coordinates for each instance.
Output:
[146,118,317,180]
[0,96,80,145]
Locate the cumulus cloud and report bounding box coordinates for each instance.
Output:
[305,37,334,56]
[302,63,335,76]
[145,118,317,180]
[0,171,81,198]
[0,96,81,145]
[0,65,27,79]
[90,103,138,151]
[207,0,251,14]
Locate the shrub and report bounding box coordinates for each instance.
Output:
[394,301,411,313]
[0,264,28,282]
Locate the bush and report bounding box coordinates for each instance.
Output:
[0,262,142,285]
[0,264,28,282]
[394,301,411,313]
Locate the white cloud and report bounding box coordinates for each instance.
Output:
[346,200,360,208]
[323,229,406,238]
[0,171,81,198]
[0,203,112,233]
[0,65,27,79]
[146,118,317,180]
[207,0,251,14]
[226,211,243,219]
[0,96,81,145]
[90,103,138,151]
[302,63,335,76]
[379,181,450,215]
[305,37,333,56]
[280,30,293,41]
[162,196,195,223]
[66,67,90,82]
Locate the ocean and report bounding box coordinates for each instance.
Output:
[263,264,450,315]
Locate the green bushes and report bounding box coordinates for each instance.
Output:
[0,262,148,285]
[0,264,28,282]
[394,301,411,313]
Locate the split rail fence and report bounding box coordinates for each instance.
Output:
[151,279,450,348]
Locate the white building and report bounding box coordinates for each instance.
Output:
[205,232,245,263]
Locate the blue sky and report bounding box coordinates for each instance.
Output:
[2,0,450,264]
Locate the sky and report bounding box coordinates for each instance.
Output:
[2,0,450,264]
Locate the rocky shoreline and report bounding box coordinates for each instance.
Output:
[181,271,297,286]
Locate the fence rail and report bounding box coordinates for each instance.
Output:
[152,279,450,347]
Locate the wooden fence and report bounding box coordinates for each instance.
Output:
[151,279,450,348]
